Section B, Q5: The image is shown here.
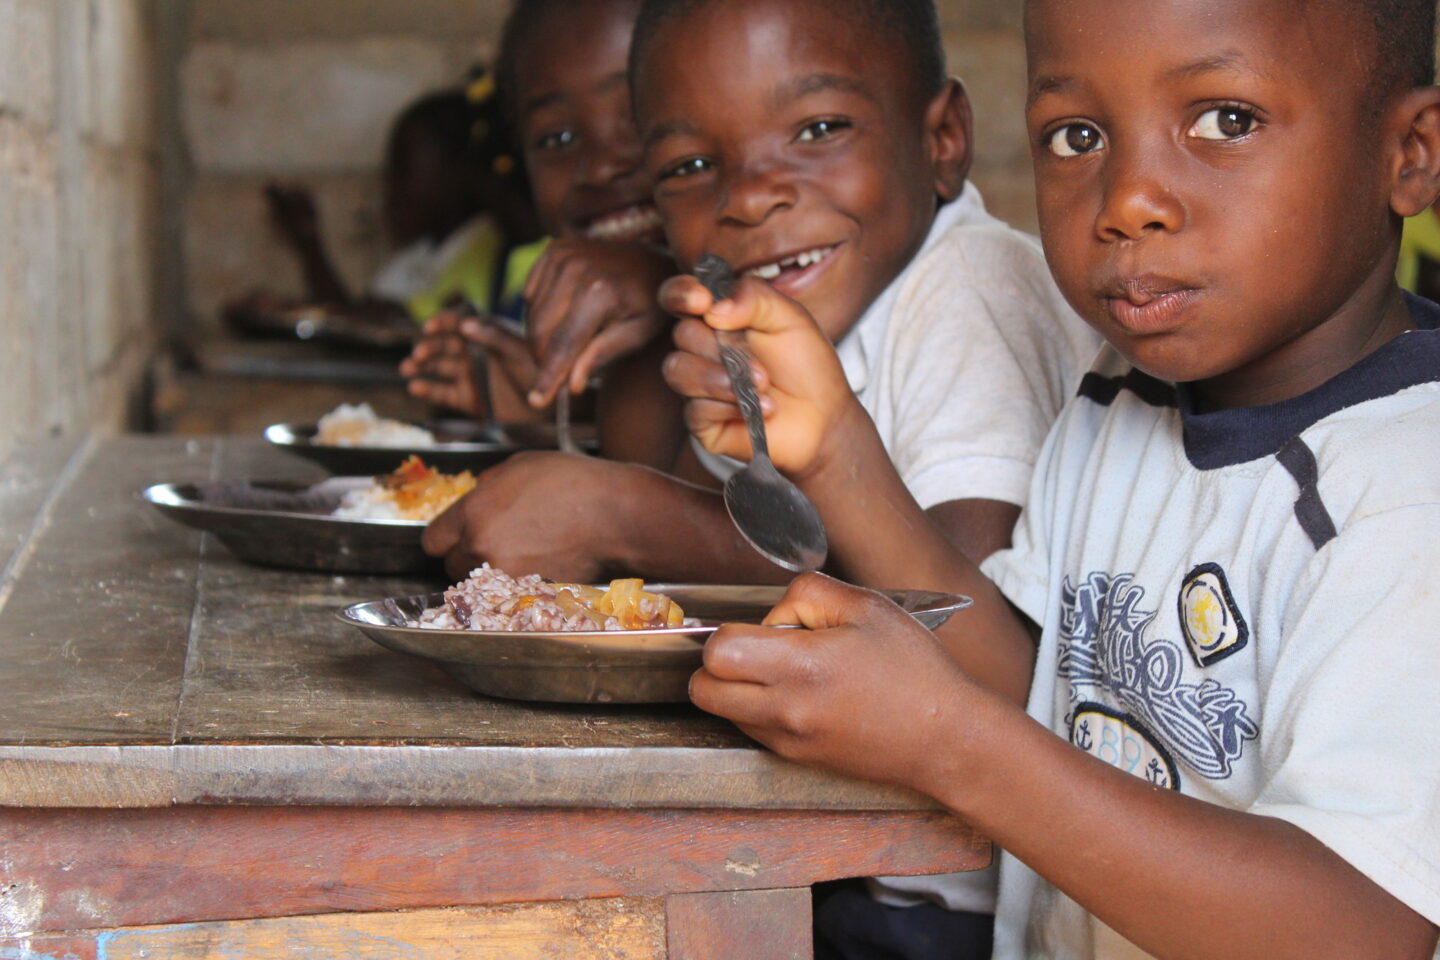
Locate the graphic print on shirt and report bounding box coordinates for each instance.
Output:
[1177,563,1249,667]
[1070,701,1181,788]
[1058,572,1258,783]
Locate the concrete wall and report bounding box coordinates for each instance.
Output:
[0,0,164,460]
[180,0,1035,329]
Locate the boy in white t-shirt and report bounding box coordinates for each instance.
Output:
[663,0,1440,957]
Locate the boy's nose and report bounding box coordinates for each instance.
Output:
[1094,148,1185,242]
[718,164,799,226]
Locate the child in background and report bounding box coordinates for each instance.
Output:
[227,75,539,345]
[400,0,684,463]
[667,0,1440,956]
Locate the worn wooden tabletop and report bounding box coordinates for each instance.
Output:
[0,435,940,812]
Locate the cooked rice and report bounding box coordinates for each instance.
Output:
[316,403,436,448]
[331,456,475,522]
[413,564,698,632]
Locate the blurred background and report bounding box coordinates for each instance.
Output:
[0,0,1033,462]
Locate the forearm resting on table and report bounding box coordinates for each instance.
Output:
[799,405,1036,703]
[929,690,1439,960]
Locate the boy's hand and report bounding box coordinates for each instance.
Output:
[422,451,621,582]
[524,239,674,408]
[690,572,973,793]
[399,310,538,417]
[660,274,857,479]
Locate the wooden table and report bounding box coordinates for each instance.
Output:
[0,436,988,959]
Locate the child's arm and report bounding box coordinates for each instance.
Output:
[693,573,1438,960]
[421,451,793,584]
[661,275,1036,701]
[265,182,350,305]
[593,332,691,472]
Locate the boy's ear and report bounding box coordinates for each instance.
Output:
[925,77,974,202]
[1387,86,1440,217]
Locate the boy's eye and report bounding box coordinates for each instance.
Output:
[796,119,851,143]
[659,156,714,180]
[534,129,576,151]
[1046,123,1103,157]
[1189,107,1257,141]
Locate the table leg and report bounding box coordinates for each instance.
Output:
[666,888,813,960]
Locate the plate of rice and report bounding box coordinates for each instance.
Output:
[142,458,474,574]
[266,403,597,474]
[338,564,972,703]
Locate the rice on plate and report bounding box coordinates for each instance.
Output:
[414,564,700,632]
[316,403,436,448]
[332,456,475,522]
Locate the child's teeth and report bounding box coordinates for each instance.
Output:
[745,246,833,280]
[587,206,660,240]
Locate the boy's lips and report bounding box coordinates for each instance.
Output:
[1100,275,1200,335]
[740,243,841,297]
[583,203,663,241]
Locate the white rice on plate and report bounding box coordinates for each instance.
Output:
[315,403,436,449]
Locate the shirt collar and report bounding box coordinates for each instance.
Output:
[835,182,990,394]
[1177,293,1440,468]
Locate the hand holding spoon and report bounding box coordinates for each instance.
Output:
[694,254,828,573]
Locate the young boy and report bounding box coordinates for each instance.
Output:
[425,0,1098,586]
[666,0,1440,956]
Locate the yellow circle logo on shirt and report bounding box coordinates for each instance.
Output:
[1177,563,1249,666]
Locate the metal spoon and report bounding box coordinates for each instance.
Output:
[694,254,828,573]
[554,385,582,455]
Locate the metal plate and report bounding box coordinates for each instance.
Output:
[264,419,599,474]
[143,478,440,575]
[339,585,972,704]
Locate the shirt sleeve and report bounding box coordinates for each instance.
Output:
[881,226,1097,511]
[1247,504,1440,927]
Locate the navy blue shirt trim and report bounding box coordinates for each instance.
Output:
[1274,437,1339,549]
[1077,369,1177,409]
[1078,294,1440,470]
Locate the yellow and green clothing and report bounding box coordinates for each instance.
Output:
[369,215,548,323]
[1397,207,1440,301]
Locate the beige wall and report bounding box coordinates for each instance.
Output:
[180,0,1035,330]
[0,0,164,461]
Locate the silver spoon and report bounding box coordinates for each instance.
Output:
[554,385,582,455]
[694,254,828,573]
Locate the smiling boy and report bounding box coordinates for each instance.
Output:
[664,0,1440,957]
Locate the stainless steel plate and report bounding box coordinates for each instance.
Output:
[264,419,598,474]
[143,478,437,574]
[339,584,972,704]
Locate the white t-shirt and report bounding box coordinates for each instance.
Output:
[981,295,1440,959]
[368,213,496,305]
[696,183,1101,512]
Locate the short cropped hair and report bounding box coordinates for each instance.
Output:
[630,0,948,105]
[1356,0,1436,94]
